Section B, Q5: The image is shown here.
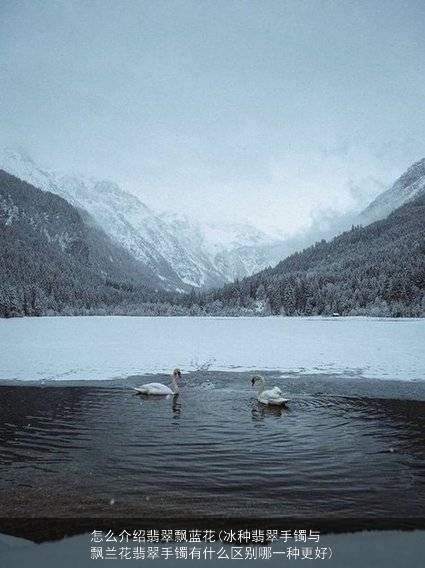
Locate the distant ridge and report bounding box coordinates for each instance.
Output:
[0,170,167,316]
[360,157,425,223]
[2,152,425,318]
[196,193,425,317]
[0,148,288,290]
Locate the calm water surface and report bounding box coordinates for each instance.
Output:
[1,372,425,520]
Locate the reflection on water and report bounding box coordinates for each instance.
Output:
[251,403,289,421]
[172,393,182,418]
[0,372,425,519]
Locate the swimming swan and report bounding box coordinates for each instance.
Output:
[251,375,288,406]
[134,368,181,395]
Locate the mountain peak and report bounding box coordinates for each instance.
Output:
[394,157,425,192]
[360,157,425,223]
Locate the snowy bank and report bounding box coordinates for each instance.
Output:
[0,316,424,383]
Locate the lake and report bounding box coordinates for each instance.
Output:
[0,317,424,528]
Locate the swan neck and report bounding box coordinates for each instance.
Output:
[256,379,266,394]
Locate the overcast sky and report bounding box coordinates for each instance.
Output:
[1,0,425,234]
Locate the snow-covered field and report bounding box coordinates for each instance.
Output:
[0,316,424,383]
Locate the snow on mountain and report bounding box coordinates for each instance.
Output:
[159,212,286,282]
[0,148,288,289]
[0,149,188,289]
[360,157,425,223]
[0,169,166,316]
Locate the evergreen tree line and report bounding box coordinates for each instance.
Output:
[1,170,424,318]
[0,170,169,317]
[183,194,425,317]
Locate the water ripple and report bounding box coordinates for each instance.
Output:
[1,373,425,518]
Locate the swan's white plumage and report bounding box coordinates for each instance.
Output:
[134,382,174,395]
[134,368,181,396]
[252,376,288,406]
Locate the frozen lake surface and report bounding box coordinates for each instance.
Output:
[0,316,424,382]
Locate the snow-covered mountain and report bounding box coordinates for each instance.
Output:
[0,169,166,317]
[2,148,424,292]
[0,148,286,290]
[360,157,425,223]
[159,212,287,282]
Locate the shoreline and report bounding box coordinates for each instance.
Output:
[1,517,425,543]
[1,529,425,568]
[1,370,425,395]
[1,316,424,383]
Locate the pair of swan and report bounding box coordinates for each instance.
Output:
[134,369,288,406]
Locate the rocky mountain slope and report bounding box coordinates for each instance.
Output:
[0,148,285,290]
[0,170,167,316]
[360,158,425,223]
[2,148,424,297]
[199,192,425,317]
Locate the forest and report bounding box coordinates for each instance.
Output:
[0,170,169,317]
[191,194,425,317]
[1,170,424,318]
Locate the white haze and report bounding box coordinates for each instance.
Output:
[1,1,425,235]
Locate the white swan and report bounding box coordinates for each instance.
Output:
[252,375,288,406]
[134,368,181,396]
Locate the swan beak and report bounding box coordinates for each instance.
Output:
[251,377,255,386]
